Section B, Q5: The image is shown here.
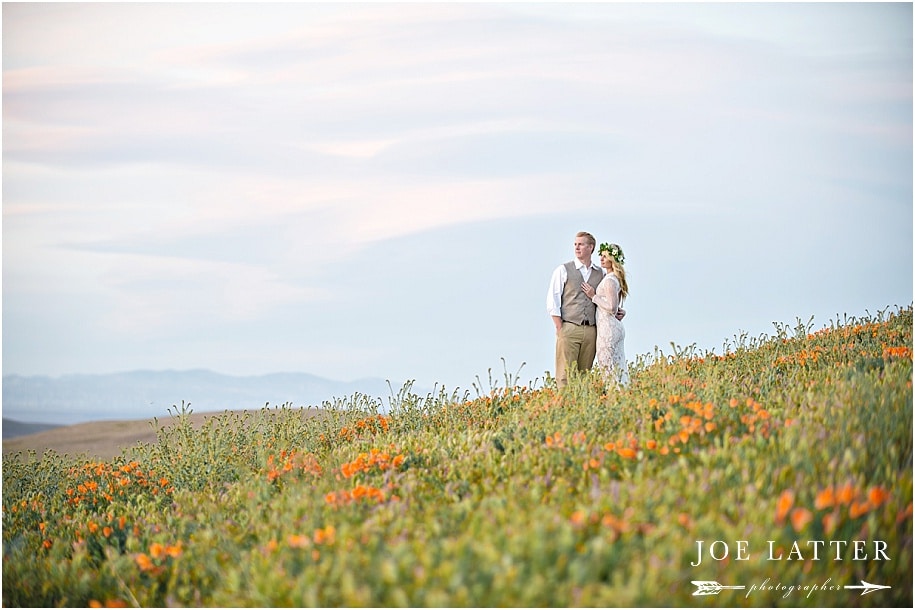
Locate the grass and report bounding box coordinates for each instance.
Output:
[1,412,287,462]
[2,305,912,607]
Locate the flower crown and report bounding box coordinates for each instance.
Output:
[599,242,625,265]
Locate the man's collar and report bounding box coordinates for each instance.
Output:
[575,259,599,270]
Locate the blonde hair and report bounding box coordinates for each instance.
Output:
[598,242,628,300]
[576,231,596,248]
[608,260,629,301]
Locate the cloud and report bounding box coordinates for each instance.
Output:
[98,253,322,336]
[2,2,910,385]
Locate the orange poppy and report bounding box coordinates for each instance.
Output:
[814,486,835,510]
[790,508,813,533]
[775,490,794,523]
[868,486,890,507]
[617,447,637,460]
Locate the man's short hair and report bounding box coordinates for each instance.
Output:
[576,231,596,248]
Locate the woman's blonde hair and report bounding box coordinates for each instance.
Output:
[608,261,628,301]
[599,243,629,300]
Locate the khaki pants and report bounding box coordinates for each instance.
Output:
[555,321,597,388]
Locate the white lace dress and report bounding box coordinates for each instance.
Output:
[592,273,629,385]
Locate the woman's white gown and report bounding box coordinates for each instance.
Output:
[592,274,629,385]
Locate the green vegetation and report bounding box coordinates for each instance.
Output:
[3,306,912,607]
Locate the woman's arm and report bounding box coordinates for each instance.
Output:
[584,276,620,314]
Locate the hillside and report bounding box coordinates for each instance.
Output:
[2,306,912,607]
[2,410,303,460]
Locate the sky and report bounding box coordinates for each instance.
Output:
[2,1,913,400]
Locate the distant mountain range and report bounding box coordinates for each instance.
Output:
[2,419,62,439]
[2,370,402,429]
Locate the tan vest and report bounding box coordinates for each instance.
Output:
[561,261,602,325]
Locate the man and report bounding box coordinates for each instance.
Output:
[546,231,624,388]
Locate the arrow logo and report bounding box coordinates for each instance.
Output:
[691,580,746,596]
[844,580,891,596]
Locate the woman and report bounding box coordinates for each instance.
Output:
[581,242,629,385]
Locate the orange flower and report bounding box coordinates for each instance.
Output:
[645,439,657,450]
[836,482,855,505]
[102,527,113,538]
[351,485,385,502]
[288,534,309,548]
[849,501,871,519]
[135,553,155,571]
[149,543,165,559]
[868,486,890,507]
[883,346,912,359]
[701,403,714,420]
[775,490,795,524]
[617,447,637,459]
[313,526,336,545]
[814,486,835,510]
[88,521,100,534]
[790,508,813,533]
[601,513,630,534]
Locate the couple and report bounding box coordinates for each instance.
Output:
[546,231,629,388]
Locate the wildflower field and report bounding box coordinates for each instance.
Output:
[3,306,912,607]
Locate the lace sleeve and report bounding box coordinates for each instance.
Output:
[592,275,620,315]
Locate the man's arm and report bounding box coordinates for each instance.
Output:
[546,265,566,332]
